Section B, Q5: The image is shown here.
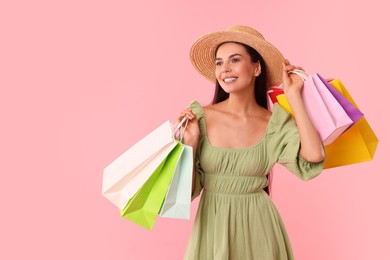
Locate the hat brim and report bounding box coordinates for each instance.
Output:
[190,30,285,87]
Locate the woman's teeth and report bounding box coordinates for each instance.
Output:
[224,78,237,83]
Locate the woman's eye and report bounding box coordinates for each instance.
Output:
[232,58,239,63]
[216,61,222,66]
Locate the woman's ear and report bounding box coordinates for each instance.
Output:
[254,61,261,77]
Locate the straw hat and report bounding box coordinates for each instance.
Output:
[189,25,285,87]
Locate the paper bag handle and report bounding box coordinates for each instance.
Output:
[288,69,309,82]
[173,117,189,142]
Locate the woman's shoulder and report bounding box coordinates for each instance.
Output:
[188,100,223,116]
[202,100,224,113]
[187,100,207,137]
[188,100,205,119]
[271,103,294,122]
[266,103,297,136]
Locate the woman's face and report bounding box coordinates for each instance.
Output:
[215,42,261,94]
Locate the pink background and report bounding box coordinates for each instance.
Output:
[1,0,388,259]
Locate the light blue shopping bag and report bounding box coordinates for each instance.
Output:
[159,144,193,219]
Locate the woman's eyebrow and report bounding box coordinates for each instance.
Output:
[215,53,243,61]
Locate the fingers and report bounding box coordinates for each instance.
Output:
[283,59,304,73]
[176,108,196,123]
[282,62,290,82]
[282,59,306,90]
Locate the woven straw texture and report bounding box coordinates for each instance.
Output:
[190,25,285,87]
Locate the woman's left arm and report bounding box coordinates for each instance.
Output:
[282,59,325,163]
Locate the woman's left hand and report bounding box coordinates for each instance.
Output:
[282,59,305,96]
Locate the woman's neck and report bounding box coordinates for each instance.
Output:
[224,92,260,115]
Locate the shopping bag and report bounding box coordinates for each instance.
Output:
[323,79,378,168]
[120,143,184,230]
[102,118,185,210]
[268,73,354,145]
[268,88,284,104]
[159,144,193,219]
[317,74,364,123]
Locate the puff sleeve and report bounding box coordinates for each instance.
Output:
[188,101,206,200]
[267,103,325,180]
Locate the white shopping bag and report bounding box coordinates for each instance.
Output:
[102,120,179,210]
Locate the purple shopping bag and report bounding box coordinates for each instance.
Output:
[316,74,364,123]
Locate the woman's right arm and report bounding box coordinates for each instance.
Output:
[176,108,200,195]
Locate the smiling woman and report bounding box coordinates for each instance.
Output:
[177,25,325,260]
[215,43,261,96]
[206,43,270,151]
[213,42,267,108]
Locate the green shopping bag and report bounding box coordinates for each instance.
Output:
[120,142,184,230]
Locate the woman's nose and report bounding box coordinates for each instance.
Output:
[221,63,231,72]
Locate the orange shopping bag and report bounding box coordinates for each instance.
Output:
[323,79,378,168]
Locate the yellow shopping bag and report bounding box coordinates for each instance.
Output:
[323,79,378,168]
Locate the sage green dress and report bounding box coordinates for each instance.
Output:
[184,101,324,260]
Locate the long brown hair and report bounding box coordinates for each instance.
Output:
[212,42,272,195]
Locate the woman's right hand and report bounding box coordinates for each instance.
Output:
[176,108,200,147]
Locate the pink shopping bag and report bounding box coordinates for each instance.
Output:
[268,72,353,145]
